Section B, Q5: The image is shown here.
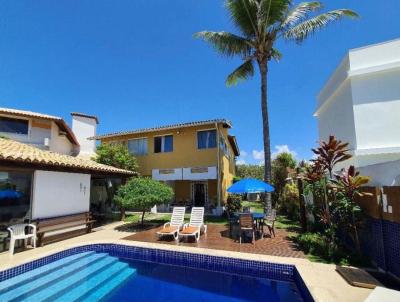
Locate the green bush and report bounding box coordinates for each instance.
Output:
[115,177,174,225]
[280,182,299,220]
[226,194,242,216]
[95,143,139,173]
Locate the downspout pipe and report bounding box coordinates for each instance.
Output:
[216,122,221,212]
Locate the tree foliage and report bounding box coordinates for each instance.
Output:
[312,135,352,178]
[195,1,357,209]
[235,164,264,180]
[95,143,139,173]
[115,178,174,225]
[272,152,297,204]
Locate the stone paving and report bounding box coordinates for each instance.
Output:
[0,221,372,302]
[123,224,306,258]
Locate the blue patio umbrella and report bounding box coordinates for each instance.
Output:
[0,189,22,199]
[227,178,274,194]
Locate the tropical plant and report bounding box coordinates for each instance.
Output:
[95,143,139,173]
[272,152,296,204]
[235,164,264,180]
[195,1,358,209]
[114,178,174,225]
[226,194,242,216]
[280,182,299,219]
[312,135,352,178]
[330,166,371,253]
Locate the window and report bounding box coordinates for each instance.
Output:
[0,117,29,135]
[127,138,148,156]
[0,170,32,252]
[197,130,216,149]
[154,135,173,153]
[219,137,229,158]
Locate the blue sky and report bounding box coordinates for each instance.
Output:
[0,1,399,164]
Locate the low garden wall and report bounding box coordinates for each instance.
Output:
[357,186,400,279]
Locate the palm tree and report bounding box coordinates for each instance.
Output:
[195,0,358,210]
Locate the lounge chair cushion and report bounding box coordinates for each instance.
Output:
[158,226,179,234]
[180,226,200,234]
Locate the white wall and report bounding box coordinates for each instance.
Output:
[349,38,400,71]
[49,122,74,155]
[351,68,400,150]
[317,81,357,150]
[358,160,400,186]
[72,115,97,157]
[32,170,90,219]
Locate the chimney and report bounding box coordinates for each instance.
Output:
[71,112,99,158]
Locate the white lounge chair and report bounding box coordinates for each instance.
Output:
[178,207,207,242]
[8,223,36,255]
[156,207,185,241]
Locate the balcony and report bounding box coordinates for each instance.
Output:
[152,166,217,181]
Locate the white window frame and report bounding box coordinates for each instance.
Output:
[0,114,31,139]
[154,134,173,153]
[196,128,217,150]
[127,137,148,156]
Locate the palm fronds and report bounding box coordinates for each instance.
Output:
[281,1,322,28]
[226,59,255,86]
[194,31,252,57]
[284,9,358,42]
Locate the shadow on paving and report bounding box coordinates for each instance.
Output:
[122,224,306,258]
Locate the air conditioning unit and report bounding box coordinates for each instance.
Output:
[44,137,51,147]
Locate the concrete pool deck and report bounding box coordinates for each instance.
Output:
[0,222,372,302]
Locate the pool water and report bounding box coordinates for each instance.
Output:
[109,259,303,302]
[0,250,306,302]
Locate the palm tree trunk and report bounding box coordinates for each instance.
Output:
[258,61,272,213]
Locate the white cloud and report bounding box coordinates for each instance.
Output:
[236,158,247,165]
[271,145,297,159]
[251,145,297,164]
[252,149,264,160]
[240,150,248,157]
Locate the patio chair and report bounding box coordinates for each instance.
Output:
[178,207,207,242]
[156,207,185,241]
[8,223,36,255]
[262,209,276,237]
[239,214,256,244]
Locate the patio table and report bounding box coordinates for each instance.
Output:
[231,212,265,234]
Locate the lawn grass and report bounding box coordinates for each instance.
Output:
[241,201,264,212]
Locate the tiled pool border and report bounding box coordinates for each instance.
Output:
[0,243,314,301]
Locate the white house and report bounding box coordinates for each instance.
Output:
[0,107,133,252]
[315,39,400,186]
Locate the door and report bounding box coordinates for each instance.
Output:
[192,182,207,207]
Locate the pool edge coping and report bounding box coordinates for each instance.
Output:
[0,240,315,301]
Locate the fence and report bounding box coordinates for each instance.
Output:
[356,186,400,279]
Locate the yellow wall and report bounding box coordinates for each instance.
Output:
[174,180,191,205]
[218,125,236,203]
[100,122,238,206]
[102,124,218,176]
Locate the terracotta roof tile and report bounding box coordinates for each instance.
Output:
[0,138,134,175]
[90,119,232,140]
[0,107,79,146]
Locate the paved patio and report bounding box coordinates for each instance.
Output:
[123,224,306,258]
[0,221,372,302]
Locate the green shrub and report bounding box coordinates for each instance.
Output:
[115,177,174,225]
[226,194,242,216]
[280,182,299,220]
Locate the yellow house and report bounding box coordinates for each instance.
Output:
[93,119,239,213]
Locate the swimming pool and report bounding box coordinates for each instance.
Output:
[0,244,313,302]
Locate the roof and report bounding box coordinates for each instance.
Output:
[91,119,232,140]
[0,107,79,146]
[71,112,99,124]
[0,138,134,176]
[228,135,240,156]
